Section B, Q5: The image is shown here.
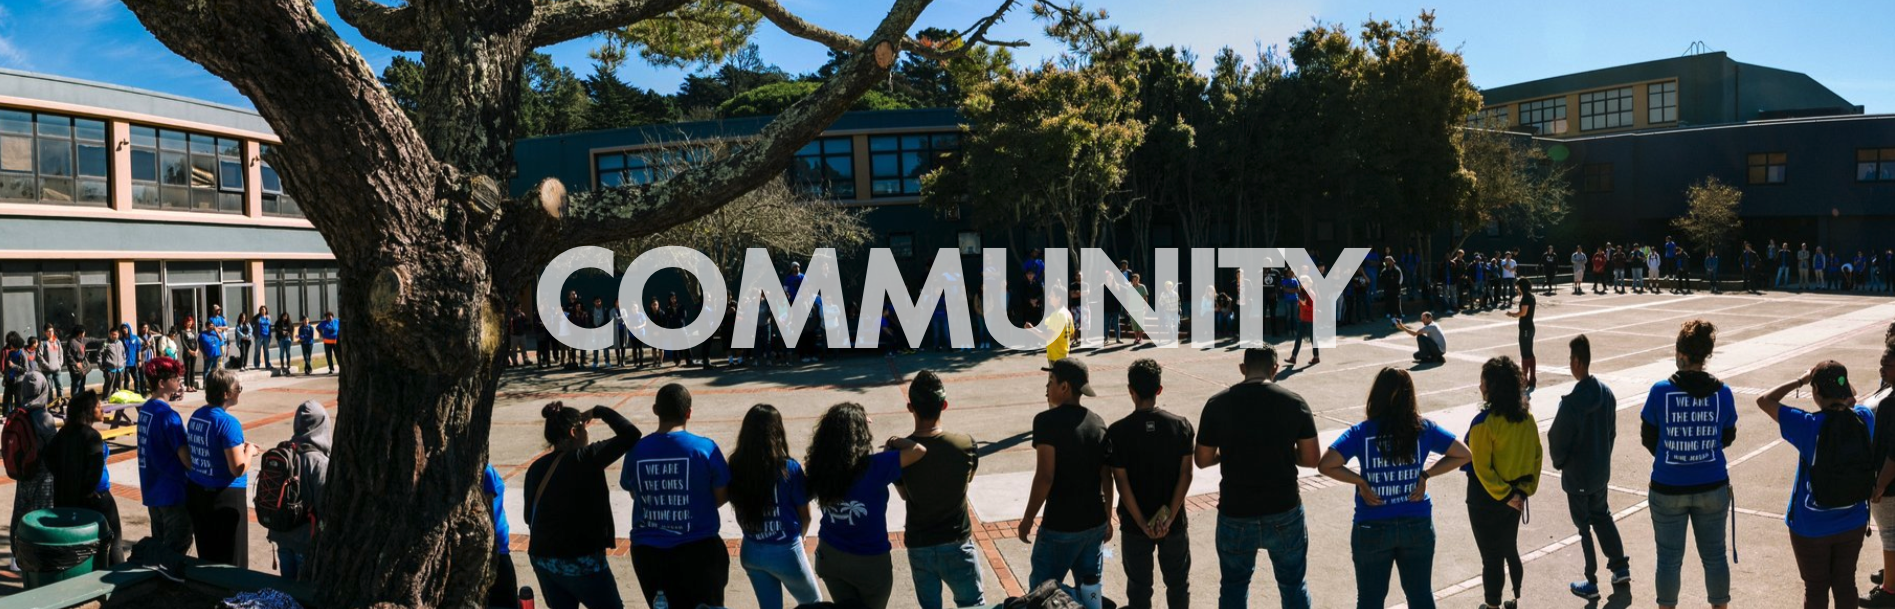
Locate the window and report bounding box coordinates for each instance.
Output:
[789,137,855,199]
[1748,152,1787,184]
[957,230,981,255]
[1858,148,1895,182]
[132,124,244,212]
[593,147,711,190]
[1578,87,1634,131]
[889,233,915,258]
[259,145,303,216]
[0,109,108,206]
[869,133,959,197]
[1648,81,1679,124]
[265,261,341,323]
[0,261,114,340]
[1468,106,1509,128]
[1583,163,1613,192]
[1518,98,1567,135]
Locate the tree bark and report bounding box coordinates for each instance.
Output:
[120,0,936,606]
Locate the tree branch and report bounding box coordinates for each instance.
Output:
[528,0,692,48]
[335,0,427,52]
[730,0,1026,61]
[544,0,932,255]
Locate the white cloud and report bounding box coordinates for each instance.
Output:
[0,5,31,70]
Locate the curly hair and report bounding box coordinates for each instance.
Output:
[1677,320,1717,365]
[142,356,184,382]
[729,404,792,534]
[805,402,874,509]
[1481,356,1530,423]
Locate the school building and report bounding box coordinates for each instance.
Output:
[0,68,336,342]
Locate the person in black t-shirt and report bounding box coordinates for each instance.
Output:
[1108,359,1195,609]
[1507,278,1539,390]
[895,370,986,609]
[1195,346,1319,608]
[1020,358,1113,609]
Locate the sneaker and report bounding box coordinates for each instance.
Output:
[1876,569,1885,586]
[1570,581,1601,600]
[1863,586,1895,608]
[1610,567,1631,585]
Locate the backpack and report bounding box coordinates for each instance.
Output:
[255,442,313,532]
[3,408,44,480]
[1809,409,1877,509]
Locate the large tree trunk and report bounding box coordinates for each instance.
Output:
[121,0,937,606]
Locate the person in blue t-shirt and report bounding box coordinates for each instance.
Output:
[482,463,520,609]
[253,306,273,371]
[297,316,316,375]
[197,322,225,390]
[1319,367,1472,609]
[119,323,144,395]
[136,356,194,553]
[185,368,260,568]
[1759,361,1874,608]
[728,404,822,609]
[316,312,341,373]
[621,384,731,609]
[806,402,926,609]
[1640,320,1737,609]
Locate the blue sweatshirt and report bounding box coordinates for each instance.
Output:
[1640,371,1737,493]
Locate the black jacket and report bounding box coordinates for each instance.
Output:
[1549,376,1617,494]
[522,409,643,558]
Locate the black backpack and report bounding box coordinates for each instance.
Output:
[255,442,313,532]
[1809,409,1877,509]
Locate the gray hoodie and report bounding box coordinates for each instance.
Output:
[266,401,331,551]
[1549,375,1617,494]
[35,337,61,374]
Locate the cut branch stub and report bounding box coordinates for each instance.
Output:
[370,266,410,326]
[874,40,896,68]
[535,177,567,219]
[468,174,505,215]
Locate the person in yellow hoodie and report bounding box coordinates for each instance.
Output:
[1464,356,1544,609]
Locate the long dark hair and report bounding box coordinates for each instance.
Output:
[1366,368,1423,464]
[805,402,873,508]
[730,404,791,533]
[1481,356,1530,422]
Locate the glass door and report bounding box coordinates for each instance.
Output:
[169,287,201,331]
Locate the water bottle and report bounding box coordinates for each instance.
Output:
[518,586,535,609]
[653,591,669,609]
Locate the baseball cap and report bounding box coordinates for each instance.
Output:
[1042,358,1097,397]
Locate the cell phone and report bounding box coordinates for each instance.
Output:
[1390,318,1401,328]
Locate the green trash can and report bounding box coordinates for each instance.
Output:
[17,507,107,589]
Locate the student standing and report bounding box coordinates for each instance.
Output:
[1195,347,1317,609]
[297,317,316,375]
[101,326,127,395]
[1642,320,1737,609]
[234,313,252,371]
[64,327,89,395]
[621,384,730,609]
[1318,368,1473,609]
[265,401,330,580]
[274,314,292,373]
[728,404,822,609]
[253,307,273,371]
[524,401,643,609]
[6,372,58,569]
[45,389,124,566]
[185,368,260,567]
[1863,341,1895,608]
[37,325,63,399]
[807,403,926,609]
[1288,277,1319,366]
[1505,279,1538,390]
[483,464,518,608]
[1761,361,1874,609]
[1110,359,1195,609]
[1018,358,1114,609]
[317,312,341,373]
[1464,357,1543,609]
[1549,336,1631,599]
[1572,246,1590,294]
[896,371,986,609]
[137,356,194,553]
[197,320,224,387]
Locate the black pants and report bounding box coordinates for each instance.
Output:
[102,370,121,396]
[1790,526,1865,609]
[629,537,728,609]
[1121,524,1190,609]
[1415,335,1444,362]
[79,491,125,567]
[186,483,250,567]
[1468,487,1524,605]
[300,343,314,373]
[1567,489,1628,584]
[488,552,521,608]
[324,340,340,371]
[183,355,199,389]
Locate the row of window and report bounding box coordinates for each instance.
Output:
[595,132,962,201]
[1580,148,1895,192]
[0,261,114,341]
[0,106,303,216]
[1482,80,1681,134]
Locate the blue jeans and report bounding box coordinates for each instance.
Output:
[1350,517,1435,609]
[740,537,822,609]
[1650,486,1731,606]
[277,339,291,369]
[1215,508,1311,609]
[908,540,986,609]
[530,553,624,609]
[1028,523,1107,608]
[277,547,306,581]
[255,340,270,369]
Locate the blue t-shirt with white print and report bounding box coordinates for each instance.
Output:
[621,430,730,549]
[743,459,810,546]
[1780,404,1875,538]
[1331,418,1458,523]
[186,404,247,489]
[1640,379,1738,488]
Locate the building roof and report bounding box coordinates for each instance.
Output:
[1479,51,1857,126]
[0,67,273,134]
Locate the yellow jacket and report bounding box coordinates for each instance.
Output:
[1466,408,1544,501]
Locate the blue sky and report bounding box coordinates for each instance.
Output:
[2,0,1891,113]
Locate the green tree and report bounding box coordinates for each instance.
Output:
[1123,45,1207,261]
[519,53,593,137]
[673,43,792,115]
[585,50,677,129]
[1356,12,1483,251]
[1672,176,1743,254]
[720,81,911,117]
[378,55,427,127]
[1456,115,1572,250]
[121,0,1027,604]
